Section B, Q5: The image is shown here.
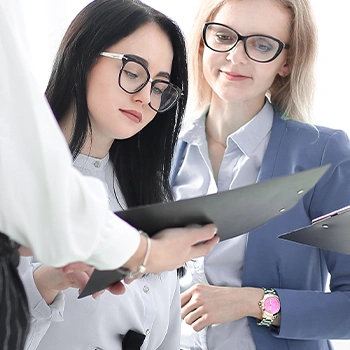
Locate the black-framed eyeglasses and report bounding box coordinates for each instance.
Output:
[202,22,290,63]
[99,52,183,113]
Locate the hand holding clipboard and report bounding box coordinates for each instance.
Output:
[79,164,330,298]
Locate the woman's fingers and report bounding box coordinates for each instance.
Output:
[189,235,219,259]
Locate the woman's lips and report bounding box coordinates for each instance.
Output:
[221,71,250,81]
[120,109,142,123]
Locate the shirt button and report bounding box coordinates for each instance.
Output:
[145,329,151,335]
[93,161,101,168]
[143,286,149,293]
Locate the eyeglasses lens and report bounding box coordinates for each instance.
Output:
[204,23,280,62]
[120,61,179,113]
[120,61,148,93]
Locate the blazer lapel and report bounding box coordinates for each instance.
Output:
[257,109,287,183]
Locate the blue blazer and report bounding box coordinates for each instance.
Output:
[172,109,350,349]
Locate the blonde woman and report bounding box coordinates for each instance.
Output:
[171,0,350,349]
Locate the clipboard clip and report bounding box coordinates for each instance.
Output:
[312,205,350,224]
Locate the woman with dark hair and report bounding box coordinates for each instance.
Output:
[18,1,219,349]
[46,0,187,206]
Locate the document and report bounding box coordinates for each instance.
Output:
[279,205,350,254]
[79,164,330,298]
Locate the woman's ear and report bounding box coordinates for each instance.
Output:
[278,60,291,77]
[199,39,205,56]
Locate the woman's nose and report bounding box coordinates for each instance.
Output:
[225,41,248,64]
[132,81,152,106]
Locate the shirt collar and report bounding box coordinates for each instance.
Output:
[181,100,273,157]
[73,153,110,172]
[230,101,273,156]
[180,112,207,146]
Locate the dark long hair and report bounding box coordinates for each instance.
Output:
[45,0,188,208]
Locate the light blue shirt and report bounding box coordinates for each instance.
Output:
[173,101,273,350]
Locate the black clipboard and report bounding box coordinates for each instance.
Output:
[79,164,330,298]
[279,205,350,254]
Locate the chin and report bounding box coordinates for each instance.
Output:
[113,130,140,141]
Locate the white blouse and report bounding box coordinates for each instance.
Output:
[174,101,273,350]
[19,154,181,350]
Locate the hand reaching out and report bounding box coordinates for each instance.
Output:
[145,224,219,274]
[61,262,127,295]
[63,224,219,295]
[34,264,99,304]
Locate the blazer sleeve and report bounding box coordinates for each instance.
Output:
[273,129,350,340]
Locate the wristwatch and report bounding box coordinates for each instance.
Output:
[257,288,281,327]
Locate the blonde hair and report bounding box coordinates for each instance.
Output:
[187,0,317,122]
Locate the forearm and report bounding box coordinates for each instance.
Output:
[241,287,265,319]
[19,259,65,349]
[33,266,61,305]
[222,286,280,324]
[122,232,148,273]
[225,287,281,326]
[181,284,280,331]
[127,225,218,275]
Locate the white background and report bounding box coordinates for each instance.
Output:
[19,1,350,348]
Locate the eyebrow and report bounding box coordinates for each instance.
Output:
[127,54,171,80]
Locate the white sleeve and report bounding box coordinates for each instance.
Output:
[18,257,64,350]
[0,0,139,269]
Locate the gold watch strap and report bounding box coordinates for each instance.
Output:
[257,314,277,327]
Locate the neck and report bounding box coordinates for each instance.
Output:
[206,129,227,148]
[59,110,111,159]
[206,96,266,144]
[79,139,111,159]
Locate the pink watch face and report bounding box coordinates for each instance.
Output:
[264,296,280,314]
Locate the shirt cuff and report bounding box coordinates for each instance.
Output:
[21,263,64,322]
[86,211,141,270]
